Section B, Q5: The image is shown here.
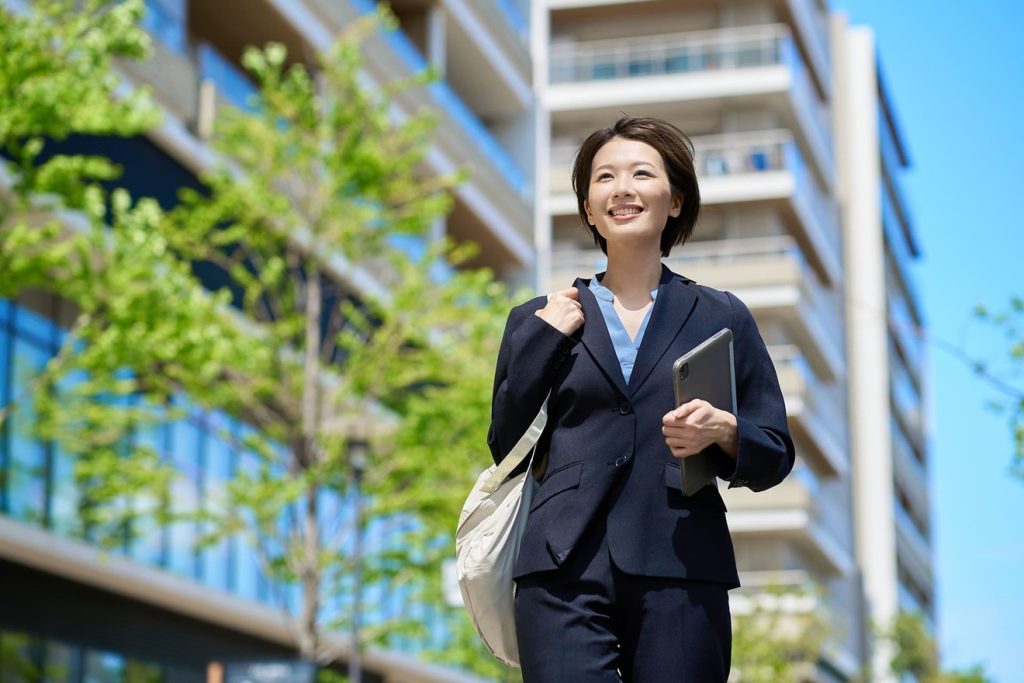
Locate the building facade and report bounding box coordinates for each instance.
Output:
[0,0,533,681]
[533,0,931,680]
[832,13,934,681]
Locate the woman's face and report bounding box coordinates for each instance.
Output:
[584,136,682,254]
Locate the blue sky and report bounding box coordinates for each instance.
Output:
[831,1,1024,680]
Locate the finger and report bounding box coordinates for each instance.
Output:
[562,287,580,300]
[674,400,707,420]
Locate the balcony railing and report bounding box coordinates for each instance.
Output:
[551,130,840,277]
[690,130,841,270]
[879,108,914,234]
[550,24,786,84]
[198,42,259,113]
[548,24,833,167]
[694,129,790,177]
[894,495,933,573]
[496,0,529,37]
[771,344,849,465]
[350,0,530,200]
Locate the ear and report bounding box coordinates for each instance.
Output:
[584,198,596,226]
[669,193,683,218]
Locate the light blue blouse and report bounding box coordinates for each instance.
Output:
[588,275,659,384]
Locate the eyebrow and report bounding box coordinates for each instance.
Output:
[592,160,657,173]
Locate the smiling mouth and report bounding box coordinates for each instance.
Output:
[610,207,642,217]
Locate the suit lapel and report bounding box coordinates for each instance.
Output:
[626,269,699,395]
[574,277,630,398]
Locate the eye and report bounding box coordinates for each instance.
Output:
[594,172,613,181]
[635,170,653,178]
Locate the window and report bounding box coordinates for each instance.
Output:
[168,411,202,579]
[200,416,234,591]
[141,0,187,55]
[131,419,170,568]
[82,649,124,683]
[8,336,50,524]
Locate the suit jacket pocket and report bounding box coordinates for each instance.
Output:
[664,462,727,511]
[530,462,582,512]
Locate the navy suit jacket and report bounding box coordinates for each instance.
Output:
[487,266,794,586]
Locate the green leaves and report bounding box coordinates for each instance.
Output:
[2,0,519,672]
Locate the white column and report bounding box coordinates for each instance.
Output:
[834,16,899,683]
[427,4,447,77]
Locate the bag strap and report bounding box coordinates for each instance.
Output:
[483,392,550,493]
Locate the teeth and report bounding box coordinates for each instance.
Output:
[611,207,641,216]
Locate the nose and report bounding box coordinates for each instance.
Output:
[611,173,635,199]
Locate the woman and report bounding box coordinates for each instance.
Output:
[487,117,794,682]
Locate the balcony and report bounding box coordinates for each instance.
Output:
[549,130,841,285]
[548,236,844,379]
[894,497,935,595]
[891,417,930,531]
[388,0,532,118]
[346,0,529,194]
[115,0,537,267]
[724,472,855,577]
[878,108,916,253]
[771,345,848,477]
[780,0,831,97]
[546,24,834,187]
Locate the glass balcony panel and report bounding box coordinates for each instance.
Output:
[878,109,913,230]
[549,25,788,84]
[496,0,529,37]
[882,185,923,316]
[894,493,930,547]
[8,334,50,525]
[142,0,187,55]
[351,0,529,199]
[784,140,841,269]
[198,43,259,113]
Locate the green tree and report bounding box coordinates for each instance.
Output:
[1,0,516,676]
[729,586,831,683]
[974,298,1024,480]
[0,0,159,220]
[884,611,993,683]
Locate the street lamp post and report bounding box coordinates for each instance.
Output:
[348,440,368,683]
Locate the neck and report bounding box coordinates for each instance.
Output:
[601,245,663,304]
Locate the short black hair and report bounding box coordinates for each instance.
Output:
[571,116,701,257]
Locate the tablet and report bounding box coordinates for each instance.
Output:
[672,328,736,496]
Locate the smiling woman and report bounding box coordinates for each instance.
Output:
[486,116,796,682]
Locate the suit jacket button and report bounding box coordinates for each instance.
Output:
[615,456,627,467]
[618,402,633,415]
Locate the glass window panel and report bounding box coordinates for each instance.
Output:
[0,318,9,400]
[8,338,50,524]
[13,304,55,347]
[49,445,81,539]
[48,369,88,539]
[1,324,9,512]
[231,446,262,602]
[124,659,162,683]
[83,650,124,683]
[200,420,233,591]
[131,420,170,568]
[142,0,187,54]
[168,416,202,579]
[42,640,78,683]
[1,630,45,683]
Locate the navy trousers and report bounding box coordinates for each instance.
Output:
[514,520,732,683]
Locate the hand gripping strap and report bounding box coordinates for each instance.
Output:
[483,392,550,493]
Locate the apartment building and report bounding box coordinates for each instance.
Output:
[535,0,931,680]
[832,13,935,681]
[0,0,533,680]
